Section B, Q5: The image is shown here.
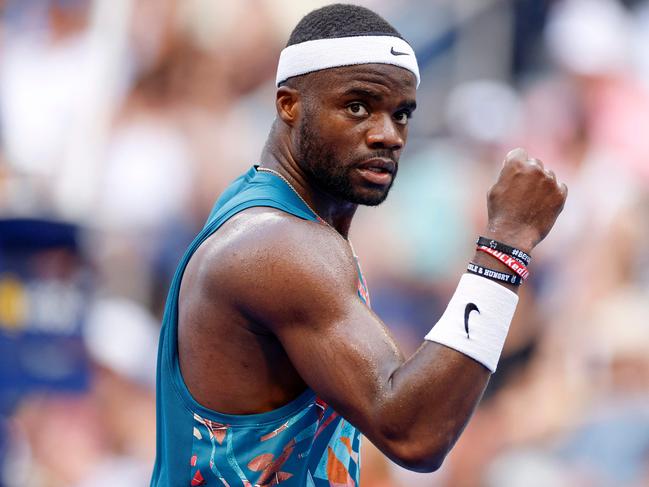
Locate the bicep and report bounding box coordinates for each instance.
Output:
[274,288,404,429]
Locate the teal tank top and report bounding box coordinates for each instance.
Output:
[151,166,370,486]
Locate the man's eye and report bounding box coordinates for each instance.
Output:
[395,111,411,125]
[347,103,368,117]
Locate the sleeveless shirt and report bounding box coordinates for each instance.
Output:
[151,166,371,486]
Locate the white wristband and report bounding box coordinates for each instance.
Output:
[425,274,518,372]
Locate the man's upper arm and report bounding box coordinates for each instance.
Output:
[217,210,404,433]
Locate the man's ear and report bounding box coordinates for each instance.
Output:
[276,86,300,126]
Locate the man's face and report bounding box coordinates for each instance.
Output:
[293,64,417,206]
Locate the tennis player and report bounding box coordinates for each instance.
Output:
[151,4,567,486]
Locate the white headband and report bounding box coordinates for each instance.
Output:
[276,35,420,88]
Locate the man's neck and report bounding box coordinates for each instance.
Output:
[259,133,357,238]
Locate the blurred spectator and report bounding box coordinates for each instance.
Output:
[1,0,94,213]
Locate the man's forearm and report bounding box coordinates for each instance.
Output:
[369,339,491,472]
[365,245,523,471]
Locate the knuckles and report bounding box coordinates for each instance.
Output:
[494,150,568,206]
[489,150,568,246]
[506,158,555,183]
[504,147,529,165]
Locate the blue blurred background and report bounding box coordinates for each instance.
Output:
[1,0,648,485]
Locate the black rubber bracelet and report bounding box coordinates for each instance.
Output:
[476,236,532,266]
[467,262,523,286]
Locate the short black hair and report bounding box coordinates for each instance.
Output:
[287,3,403,47]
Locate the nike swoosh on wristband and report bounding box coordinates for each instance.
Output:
[464,303,480,339]
[390,47,409,56]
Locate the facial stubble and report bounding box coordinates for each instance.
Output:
[295,107,396,206]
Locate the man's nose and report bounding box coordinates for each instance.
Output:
[365,113,404,150]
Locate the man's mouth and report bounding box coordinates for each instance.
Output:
[355,158,396,185]
[357,158,396,173]
[366,166,390,174]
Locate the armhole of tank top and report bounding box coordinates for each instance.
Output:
[165,197,318,426]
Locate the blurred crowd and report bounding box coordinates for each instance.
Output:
[0,0,648,486]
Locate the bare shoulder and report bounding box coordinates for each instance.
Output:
[187,207,359,328]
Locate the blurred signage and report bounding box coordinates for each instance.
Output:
[0,219,90,413]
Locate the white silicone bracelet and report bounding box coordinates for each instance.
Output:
[424,273,519,372]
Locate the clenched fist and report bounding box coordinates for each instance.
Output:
[485,148,568,253]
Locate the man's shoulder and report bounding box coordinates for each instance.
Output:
[192,206,357,299]
[210,206,346,257]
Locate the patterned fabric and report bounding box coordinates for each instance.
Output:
[151,167,368,486]
[188,398,362,486]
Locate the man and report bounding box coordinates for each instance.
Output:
[151,4,567,486]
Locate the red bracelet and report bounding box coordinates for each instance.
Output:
[477,245,530,280]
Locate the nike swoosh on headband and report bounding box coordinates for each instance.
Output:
[390,47,409,56]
